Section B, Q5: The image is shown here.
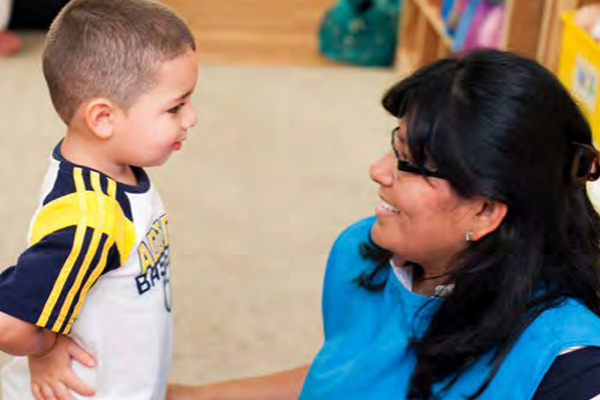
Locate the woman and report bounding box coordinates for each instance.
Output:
[176,49,600,399]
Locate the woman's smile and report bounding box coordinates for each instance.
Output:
[377,198,400,215]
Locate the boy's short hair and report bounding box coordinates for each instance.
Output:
[43,0,196,124]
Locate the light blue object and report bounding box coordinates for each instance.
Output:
[318,0,401,67]
[298,216,600,399]
[452,0,485,51]
[442,0,456,24]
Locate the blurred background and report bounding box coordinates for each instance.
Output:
[0,0,599,392]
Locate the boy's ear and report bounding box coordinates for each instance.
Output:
[84,99,117,140]
[470,197,507,241]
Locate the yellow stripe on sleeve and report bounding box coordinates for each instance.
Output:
[52,171,105,332]
[63,178,118,333]
[36,168,88,328]
[29,180,137,267]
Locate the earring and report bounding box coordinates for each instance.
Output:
[465,230,473,242]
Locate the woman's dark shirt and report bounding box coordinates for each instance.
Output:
[533,347,600,399]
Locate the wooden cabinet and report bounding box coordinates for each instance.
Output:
[396,0,596,75]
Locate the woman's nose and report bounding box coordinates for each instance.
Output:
[370,153,395,187]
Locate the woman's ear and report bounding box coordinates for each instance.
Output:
[470,198,507,241]
[84,98,116,140]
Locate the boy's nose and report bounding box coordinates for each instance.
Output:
[183,106,197,129]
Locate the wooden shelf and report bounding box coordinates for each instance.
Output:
[396,0,583,75]
[414,0,453,48]
[397,0,452,76]
[162,0,336,65]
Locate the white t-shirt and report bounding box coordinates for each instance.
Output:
[1,146,172,399]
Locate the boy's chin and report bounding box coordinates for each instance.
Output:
[136,155,172,168]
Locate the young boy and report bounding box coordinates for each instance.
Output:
[0,0,198,398]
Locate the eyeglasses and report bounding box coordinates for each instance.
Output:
[391,126,446,179]
[572,142,600,185]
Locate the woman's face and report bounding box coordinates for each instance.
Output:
[370,120,481,275]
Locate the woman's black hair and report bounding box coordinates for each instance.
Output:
[357,49,600,399]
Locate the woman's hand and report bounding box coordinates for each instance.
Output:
[167,384,204,400]
[28,335,96,400]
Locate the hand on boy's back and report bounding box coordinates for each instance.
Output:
[28,335,97,400]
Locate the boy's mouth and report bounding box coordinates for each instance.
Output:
[173,141,182,151]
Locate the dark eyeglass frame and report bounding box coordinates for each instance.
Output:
[572,142,600,184]
[391,126,446,180]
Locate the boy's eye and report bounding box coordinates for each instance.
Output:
[168,103,184,114]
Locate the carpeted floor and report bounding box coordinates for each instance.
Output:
[0,33,398,391]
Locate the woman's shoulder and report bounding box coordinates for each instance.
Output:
[537,299,600,338]
[496,298,600,396]
[511,299,600,360]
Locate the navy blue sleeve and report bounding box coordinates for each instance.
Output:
[0,226,119,334]
[0,166,136,334]
[533,347,600,400]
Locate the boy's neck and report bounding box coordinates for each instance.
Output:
[61,129,138,186]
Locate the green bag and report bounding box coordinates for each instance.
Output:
[319,0,401,67]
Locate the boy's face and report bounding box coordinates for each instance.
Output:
[110,48,198,167]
